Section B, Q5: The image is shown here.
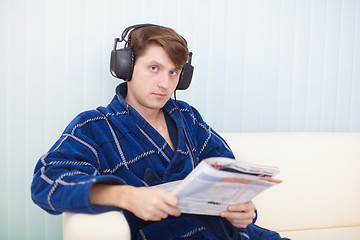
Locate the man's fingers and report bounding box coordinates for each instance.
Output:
[227,202,255,212]
[155,189,181,216]
[221,209,256,220]
[157,189,178,206]
[220,202,256,229]
[145,189,181,219]
[157,195,181,217]
[165,204,181,216]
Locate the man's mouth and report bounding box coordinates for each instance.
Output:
[153,93,167,97]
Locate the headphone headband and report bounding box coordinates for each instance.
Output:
[120,24,158,45]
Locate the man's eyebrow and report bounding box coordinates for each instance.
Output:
[148,60,163,66]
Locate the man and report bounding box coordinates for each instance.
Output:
[31,24,287,239]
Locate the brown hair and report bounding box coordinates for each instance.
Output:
[128,25,189,70]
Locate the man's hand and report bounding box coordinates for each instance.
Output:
[90,184,181,222]
[123,186,181,221]
[220,201,256,229]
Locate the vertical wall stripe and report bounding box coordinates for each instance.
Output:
[277,0,296,131]
[0,0,9,237]
[350,0,360,131]
[321,0,340,131]
[1,0,360,239]
[306,0,325,131]
[261,0,281,131]
[7,0,27,239]
[223,0,247,132]
[336,0,357,131]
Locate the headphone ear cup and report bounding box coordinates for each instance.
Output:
[176,63,194,90]
[110,47,135,81]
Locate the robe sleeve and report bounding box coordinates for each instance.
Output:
[31,111,125,215]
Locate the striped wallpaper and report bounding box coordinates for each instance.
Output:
[1,0,359,239]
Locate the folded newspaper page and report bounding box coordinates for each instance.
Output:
[152,157,282,216]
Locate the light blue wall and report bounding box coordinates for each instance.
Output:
[1,0,359,239]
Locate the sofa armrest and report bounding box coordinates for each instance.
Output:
[63,211,131,240]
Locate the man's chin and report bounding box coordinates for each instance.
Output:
[143,101,167,111]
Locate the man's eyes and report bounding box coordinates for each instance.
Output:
[149,66,178,76]
[150,66,158,72]
[169,70,178,76]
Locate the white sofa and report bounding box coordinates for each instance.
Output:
[63,132,360,240]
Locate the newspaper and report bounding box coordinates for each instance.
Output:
[152,157,282,216]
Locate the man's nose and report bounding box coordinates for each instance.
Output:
[158,72,170,88]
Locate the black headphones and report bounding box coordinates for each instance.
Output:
[110,24,194,90]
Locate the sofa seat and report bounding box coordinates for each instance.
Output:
[279,226,360,240]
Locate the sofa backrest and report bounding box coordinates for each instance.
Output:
[220,132,360,232]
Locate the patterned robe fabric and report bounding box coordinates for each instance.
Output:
[31,83,288,240]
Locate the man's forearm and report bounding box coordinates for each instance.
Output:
[89,184,133,210]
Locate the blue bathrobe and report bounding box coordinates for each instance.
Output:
[31,83,288,240]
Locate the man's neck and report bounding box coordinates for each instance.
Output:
[124,92,165,126]
[141,108,164,128]
[124,98,175,150]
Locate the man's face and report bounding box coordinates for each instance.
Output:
[125,44,181,114]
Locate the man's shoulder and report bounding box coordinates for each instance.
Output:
[65,95,128,134]
[64,109,106,134]
[71,95,125,122]
[173,99,202,117]
[166,99,205,125]
[167,99,194,112]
